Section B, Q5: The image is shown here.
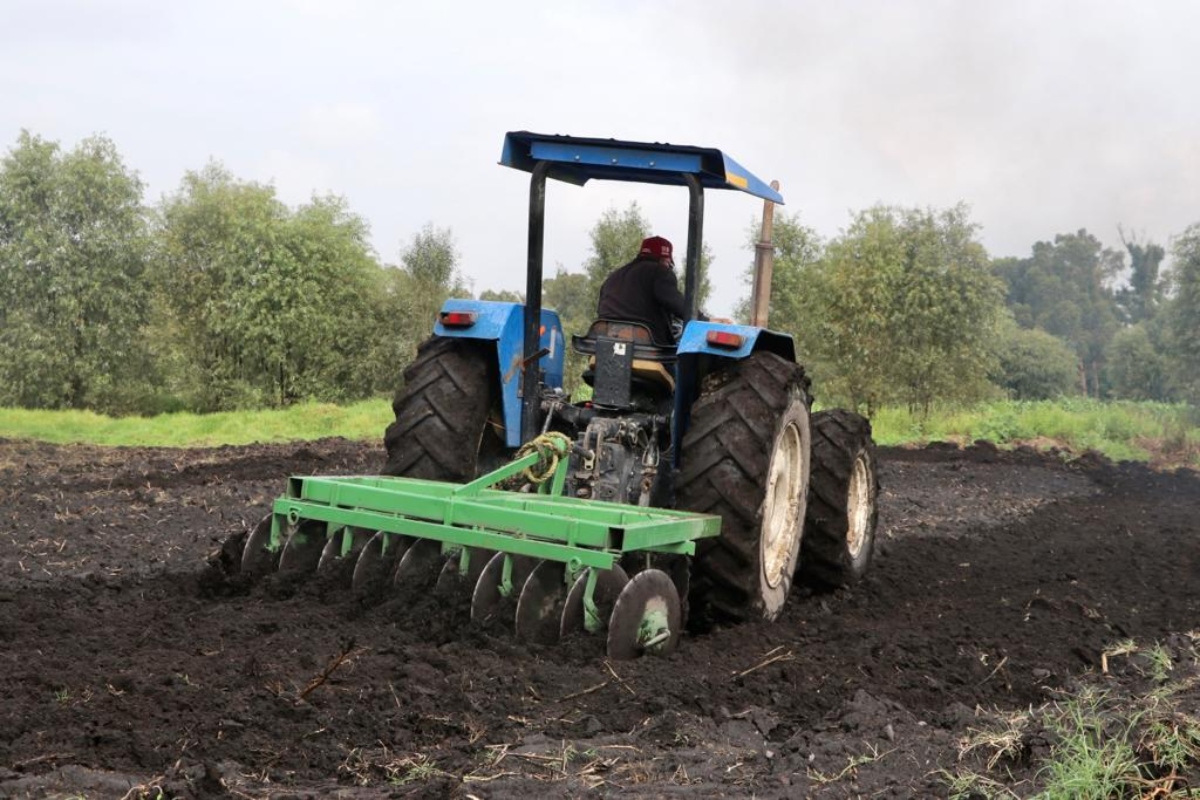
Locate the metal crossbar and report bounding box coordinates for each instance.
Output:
[267,435,721,566]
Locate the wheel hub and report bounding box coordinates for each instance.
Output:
[762,420,804,589]
[846,454,872,559]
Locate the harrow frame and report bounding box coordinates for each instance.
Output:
[253,436,720,640]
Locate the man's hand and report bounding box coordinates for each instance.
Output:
[709,316,733,324]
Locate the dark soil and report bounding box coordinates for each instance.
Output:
[0,437,1197,798]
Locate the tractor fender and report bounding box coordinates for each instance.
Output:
[671,321,797,461]
[434,299,565,448]
[675,321,795,362]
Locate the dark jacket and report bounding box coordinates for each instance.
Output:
[597,256,691,345]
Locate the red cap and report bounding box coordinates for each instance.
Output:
[639,236,674,266]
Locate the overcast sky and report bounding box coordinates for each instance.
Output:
[4,0,1199,315]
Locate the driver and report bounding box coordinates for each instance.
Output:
[597,236,720,345]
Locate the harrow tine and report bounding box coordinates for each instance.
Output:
[317,526,372,573]
[434,547,496,595]
[471,552,536,625]
[278,520,326,574]
[352,531,411,597]
[560,564,629,638]
[515,560,567,645]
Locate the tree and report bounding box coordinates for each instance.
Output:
[479,288,523,303]
[0,131,151,412]
[399,223,468,331]
[1115,228,1166,325]
[543,267,592,394]
[1166,223,1200,401]
[1105,323,1173,401]
[993,230,1123,396]
[786,204,1003,415]
[736,211,823,330]
[991,318,1079,400]
[152,164,381,410]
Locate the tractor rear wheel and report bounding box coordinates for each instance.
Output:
[677,352,812,621]
[800,409,879,588]
[383,336,507,480]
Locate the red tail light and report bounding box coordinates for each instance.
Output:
[440,311,478,328]
[706,330,744,349]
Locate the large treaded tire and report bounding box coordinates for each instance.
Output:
[383,337,505,480]
[676,352,812,622]
[800,409,879,588]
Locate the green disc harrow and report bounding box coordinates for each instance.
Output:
[241,434,720,659]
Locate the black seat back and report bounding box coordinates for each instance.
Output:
[571,319,676,362]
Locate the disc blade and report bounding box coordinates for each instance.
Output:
[435,547,496,594]
[560,565,629,638]
[607,568,682,660]
[240,514,277,575]
[470,553,536,625]
[515,561,567,645]
[317,526,372,571]
[352,531,411,596]
[392,538,443,587]
[278,521,326,574]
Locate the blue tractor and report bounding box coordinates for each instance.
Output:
[376,131,881,637]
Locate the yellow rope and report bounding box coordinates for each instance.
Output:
[513,432,572,485]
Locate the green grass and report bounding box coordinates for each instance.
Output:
[871,399,1200,467]
[2,398,1197,467]
[947,637,1200,799]
[0,400,393,447]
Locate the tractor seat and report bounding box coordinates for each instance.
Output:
[570,319,676,361]
[572,319,676,398]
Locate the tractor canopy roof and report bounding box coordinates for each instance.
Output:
[500,131,784,205]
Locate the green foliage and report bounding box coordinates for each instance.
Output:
[1167,223,1200,401]
[994,230,1123,397]
[0,131,152,413]
[479,288,523,303]
[152,164,383,410]
[1104,323,1174,401]
[737,211,823,328]
[543,267,591,394]
[398,223,469,330]
[358,223,475,398]
[947,640,1200,799]
[991,317,1079,400]
[784,204,1002,414]
[1114,229,1166,325]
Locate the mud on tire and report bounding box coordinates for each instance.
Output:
[677,352,812,622]
[383,336,507,480]
[800,409,879,588]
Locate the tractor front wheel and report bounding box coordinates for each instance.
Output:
[677,352,812,622]
[383,337,507,480]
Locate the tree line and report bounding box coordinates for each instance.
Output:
[754,208,1200,414]
[0,132,467,414]
[2,130,1198,417]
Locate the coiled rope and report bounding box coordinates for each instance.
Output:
[511,432,573,486]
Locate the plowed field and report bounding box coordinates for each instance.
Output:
[0,438,1196,798]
